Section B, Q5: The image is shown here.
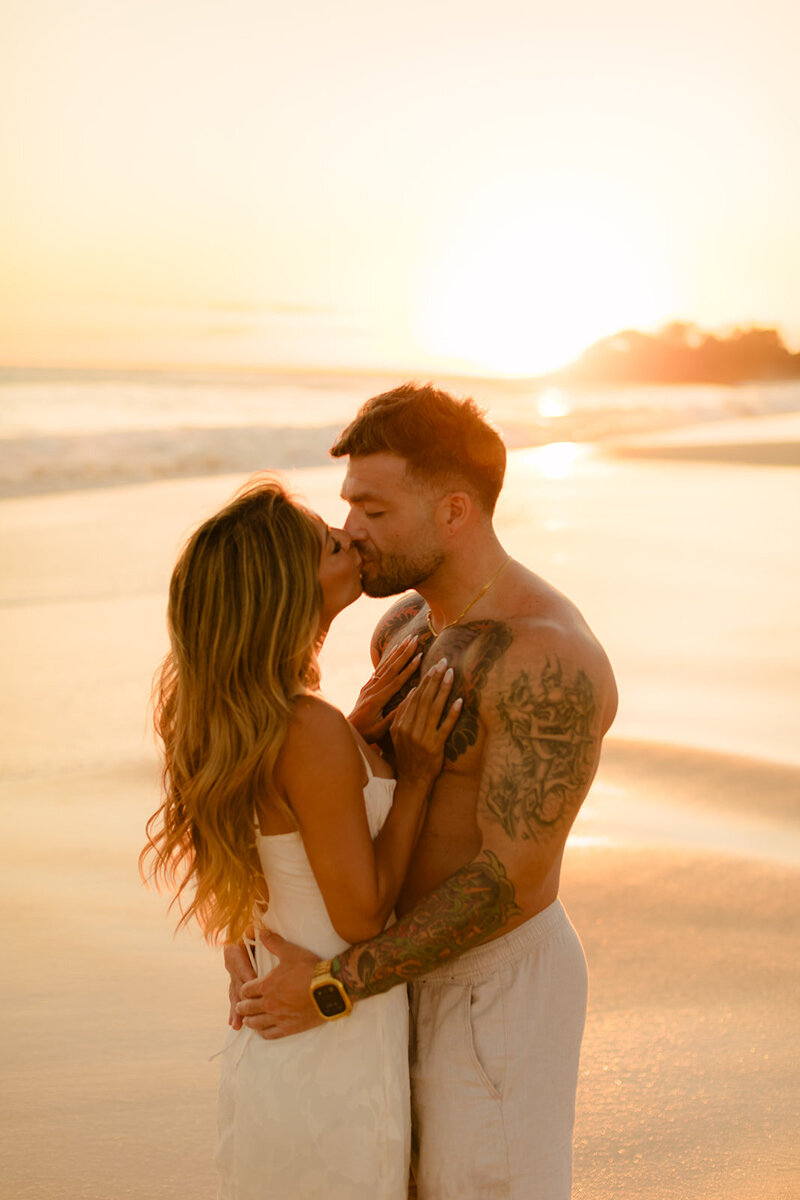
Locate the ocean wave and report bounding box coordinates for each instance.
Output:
[2,371,800,497]
[0,425,343,498]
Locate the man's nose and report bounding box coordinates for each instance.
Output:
[343,511,366,542]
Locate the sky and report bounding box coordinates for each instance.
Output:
[1,0,799,376]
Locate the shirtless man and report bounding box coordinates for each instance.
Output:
[230,383,618,1199]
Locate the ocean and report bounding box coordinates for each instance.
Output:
[2,365,799,497]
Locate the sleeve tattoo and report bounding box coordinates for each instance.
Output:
[332,851,521,999]
[483,657,597,840]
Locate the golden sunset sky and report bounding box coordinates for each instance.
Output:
[2,0,799,376]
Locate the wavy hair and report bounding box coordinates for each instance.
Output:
[141,475,322,943]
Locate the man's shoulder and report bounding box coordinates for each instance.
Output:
[371,592,427,660]
[474,613,617,734]
[430,607,596,695]
[490,612,582,655]
[484,564,611,672]
[448,610,576,658]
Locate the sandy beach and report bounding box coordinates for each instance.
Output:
[1,415,798,1198]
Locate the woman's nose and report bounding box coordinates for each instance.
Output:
[333,526,353,550]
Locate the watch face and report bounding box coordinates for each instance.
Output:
[313,983,349,1018]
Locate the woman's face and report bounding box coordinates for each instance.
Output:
[314,516,363,629]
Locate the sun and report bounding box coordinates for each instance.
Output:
[414,185,664,377]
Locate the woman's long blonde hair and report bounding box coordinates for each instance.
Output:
[141,475,322,944]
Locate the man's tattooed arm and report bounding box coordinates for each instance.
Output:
[331,850,521,1000]
[330,654,600,1002]
[483,656,597,841]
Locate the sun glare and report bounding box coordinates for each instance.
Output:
[415,186,664,377]
[514,442,588,479]
[537,388,571,419]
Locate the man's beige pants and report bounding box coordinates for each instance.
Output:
[409,900,588,1200]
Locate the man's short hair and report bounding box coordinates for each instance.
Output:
[330,383,506,514]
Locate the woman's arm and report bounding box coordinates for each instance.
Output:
[276,664,460,945]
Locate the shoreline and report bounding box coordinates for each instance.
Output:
[605,410,800,468]
[3,401,799,501]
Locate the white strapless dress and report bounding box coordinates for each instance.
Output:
[216,754,410,1199]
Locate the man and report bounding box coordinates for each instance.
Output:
[229,383,617,1198]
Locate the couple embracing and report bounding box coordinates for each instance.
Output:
[143,383,617,1199]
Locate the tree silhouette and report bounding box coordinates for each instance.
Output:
[560,323,800,385]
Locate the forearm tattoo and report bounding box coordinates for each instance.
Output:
[483,657,597,841]
[331,850,521,999]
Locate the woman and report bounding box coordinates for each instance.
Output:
[141,475,460,1199]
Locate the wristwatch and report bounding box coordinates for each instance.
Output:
[310,959,353,1020]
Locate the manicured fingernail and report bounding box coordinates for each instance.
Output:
[437,656,448,669]
[453,697,463,709]
[444,668,454,682]
[412,653,423,665]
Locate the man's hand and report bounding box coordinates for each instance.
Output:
[236,931,325,1039]
[224,941,256,1029]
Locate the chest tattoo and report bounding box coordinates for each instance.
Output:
[439,621,513,762]
[382,619,512,761]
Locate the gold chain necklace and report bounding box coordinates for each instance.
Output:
[426,556,511,638]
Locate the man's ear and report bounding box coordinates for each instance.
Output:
[436,491,473,536]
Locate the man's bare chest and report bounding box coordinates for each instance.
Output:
[384,613,513,772]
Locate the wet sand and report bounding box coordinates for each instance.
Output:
[1,417,798,1198]
[566,844,800,1200]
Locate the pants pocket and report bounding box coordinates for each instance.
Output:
[463,981,506,1100]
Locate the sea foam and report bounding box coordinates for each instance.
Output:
[2,368,799,497]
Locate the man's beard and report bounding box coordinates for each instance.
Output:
[360,547,445,598]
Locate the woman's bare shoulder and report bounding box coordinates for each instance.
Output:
[279,694,359,777]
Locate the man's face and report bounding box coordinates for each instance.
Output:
[340,453,445,597]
